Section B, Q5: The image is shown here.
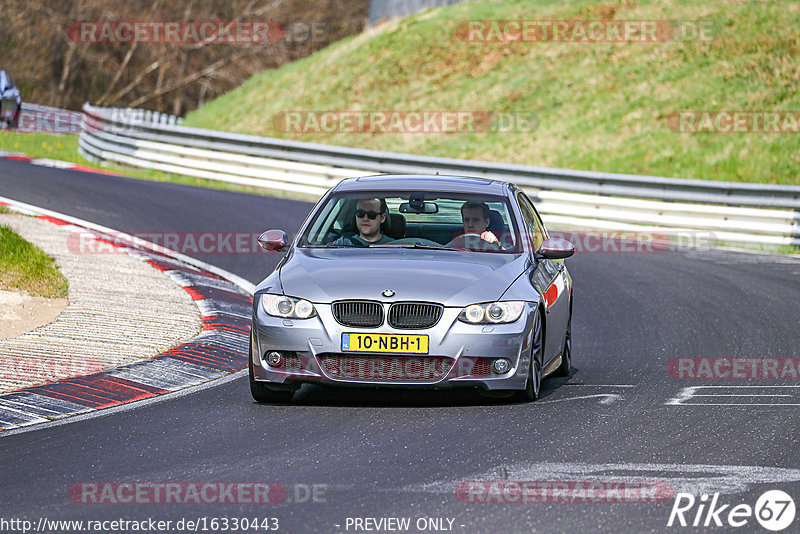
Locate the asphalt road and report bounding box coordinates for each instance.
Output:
[2,158,800,533]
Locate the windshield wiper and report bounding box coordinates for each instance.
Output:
[370,243,459,251]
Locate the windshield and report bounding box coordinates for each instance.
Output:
[299,191,521,253]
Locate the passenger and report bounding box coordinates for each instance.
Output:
[331,198,395,247]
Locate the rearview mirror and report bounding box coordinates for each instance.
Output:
[535,237,575,260]
[257,229,288,252]
[399,202,438,214]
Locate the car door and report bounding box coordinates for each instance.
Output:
[518,193,570,368]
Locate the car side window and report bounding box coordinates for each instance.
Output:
[528,197,548,242]
[517,194,545,251]
[305,197,343,244]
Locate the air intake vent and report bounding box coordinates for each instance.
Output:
[319,354,453,381]
[388,303,443,329]
[332,301,383,327]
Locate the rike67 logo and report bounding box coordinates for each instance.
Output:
[668,490,795,531]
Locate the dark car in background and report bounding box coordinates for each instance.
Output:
[0,70,21,129]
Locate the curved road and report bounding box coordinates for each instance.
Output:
[2,159,800,533]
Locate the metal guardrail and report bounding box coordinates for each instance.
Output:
[79,104,800,248]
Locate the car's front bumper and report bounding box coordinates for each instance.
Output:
[251,301,536,391]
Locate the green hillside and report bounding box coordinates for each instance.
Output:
[183,0,800,185]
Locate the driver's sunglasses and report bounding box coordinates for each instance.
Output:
[355,209,381,220]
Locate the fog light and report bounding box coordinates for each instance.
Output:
[265,351,283,367]
[492,358,511,374]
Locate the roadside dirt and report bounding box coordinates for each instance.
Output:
[0,289,68,340]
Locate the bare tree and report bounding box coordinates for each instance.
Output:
[0,0,369,115]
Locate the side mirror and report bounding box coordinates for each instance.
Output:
[535,237,575,260]
[257,229,288,252]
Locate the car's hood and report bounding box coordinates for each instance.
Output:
[278,247,529,306]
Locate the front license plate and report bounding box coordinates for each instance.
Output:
[341,333,429,354]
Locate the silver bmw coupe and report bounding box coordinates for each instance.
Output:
[250,175,574,403]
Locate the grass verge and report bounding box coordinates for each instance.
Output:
[0,222,69,298]
[184,0,800,185]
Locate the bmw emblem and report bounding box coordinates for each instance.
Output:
[382,289,395,298]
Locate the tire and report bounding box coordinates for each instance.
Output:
[249,340,294,404]
[515,309,543,402]
[554,313,572,377]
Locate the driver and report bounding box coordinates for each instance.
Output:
[331,198,395,247]
[458,201,500,247]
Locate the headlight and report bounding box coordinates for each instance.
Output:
[459,301,525,324]
[261,294,317,319]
